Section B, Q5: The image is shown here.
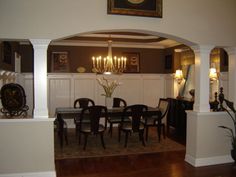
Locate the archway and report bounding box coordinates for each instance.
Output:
[48,30,197,159]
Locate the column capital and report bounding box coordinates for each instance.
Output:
[224,47,236,55]
[30,39,51,49]
[190,45,215,53]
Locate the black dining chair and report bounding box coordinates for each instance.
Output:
[74,98,95,108]
[142,98,169,142]
[118,104,148,148]
[73,98,95,143]
[107,97,129,137]
[79,105,108,150]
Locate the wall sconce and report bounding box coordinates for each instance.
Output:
[209,67,218,81]
[175,69,183,84]
[175,69,184,99]
[209,67,218,101]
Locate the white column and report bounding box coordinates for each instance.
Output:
[30,39,51,118]
[225,47,236,103]
[191,45,214,112]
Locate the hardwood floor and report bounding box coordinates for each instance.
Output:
[55,150,236,177]
[55,128,236,177]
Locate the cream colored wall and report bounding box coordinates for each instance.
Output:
[0,119,55,176]
[185,111,234,167]
[0,0,236,47]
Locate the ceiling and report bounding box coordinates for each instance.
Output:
[51,32,182,49]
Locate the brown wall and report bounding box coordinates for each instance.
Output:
[0,42,19,72]
[2,43,228,73]
[19,45,171,73]
[19,44,33,73]
[47,45,167,73]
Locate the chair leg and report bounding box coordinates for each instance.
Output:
[109,123,113,137]
[138,131,142,141]
[162,125,166,139]
[124,131,129,148]
[145,126,149,141]
[100,133,106,149]
[157,124,161,142]
[76,123,82,144]
[64,128,68,145]
[118,125,121,142]
[58,130,63,148]
[75,125,77,137]
[58,121,64,148]
[78,131,81,144]
[141,130,145,146]
[83,134,88,150]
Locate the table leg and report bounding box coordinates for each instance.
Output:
[157,119,161,142]
[57,114,64,148]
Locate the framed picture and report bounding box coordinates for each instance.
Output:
[107,0,162,18]
[51,52,70,72]
[123,52,140,73]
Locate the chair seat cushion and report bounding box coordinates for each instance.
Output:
[80,123,105,133]
[141,116,157,126]
[108,116,130,123]
[75,117,90,124]
[121,122,145,131]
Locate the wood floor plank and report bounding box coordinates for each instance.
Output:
[55,150,236,177]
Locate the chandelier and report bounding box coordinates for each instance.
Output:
[92,39,127,74]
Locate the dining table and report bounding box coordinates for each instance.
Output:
[55,106,162,148]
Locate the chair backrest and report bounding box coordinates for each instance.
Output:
[113,97,127,108]
[122,104,148,132]
[80,105,107,133]
[158,98,169,119]
[74,98,95,108]
[0,83,29,117]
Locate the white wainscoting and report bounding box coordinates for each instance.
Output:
[18,73,174,117]
[48,76,72,117]
[16,72,228,117]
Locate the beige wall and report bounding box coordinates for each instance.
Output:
[186,111,234,166]
[0,0,235,47]
[0,119,55,176]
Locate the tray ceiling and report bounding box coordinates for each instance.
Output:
[51,32,181,49]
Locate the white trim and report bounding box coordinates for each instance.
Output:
[50,40,166,49]
[185,154,233,167]
[186,110,229,116]
[0,171,56,177]
[0,118,55,123]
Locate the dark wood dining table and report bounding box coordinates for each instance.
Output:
[55,106,162,148]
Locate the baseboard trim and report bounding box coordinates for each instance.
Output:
[0,170,56,177]
[185,154,234,167]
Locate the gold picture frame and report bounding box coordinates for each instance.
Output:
[107,0,162,18]
[51,52,70,72]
